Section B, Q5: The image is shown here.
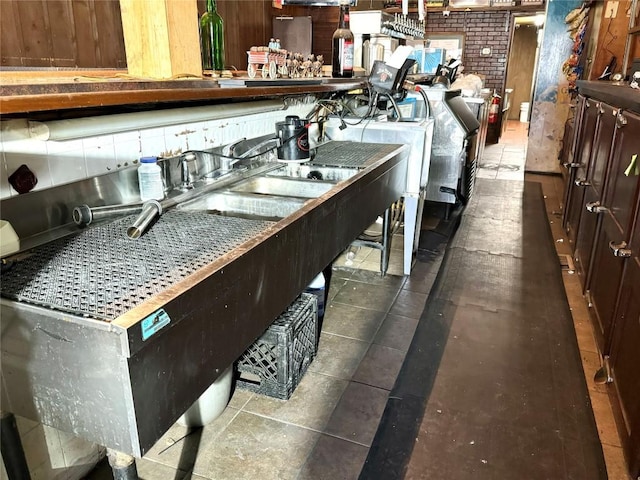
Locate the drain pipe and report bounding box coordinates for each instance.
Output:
[107,449,138,480]
[73,202,145,226]
[126,200,163,239]
[1,412,31,480]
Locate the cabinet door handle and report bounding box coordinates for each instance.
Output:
[575,178,591,187]
[586,201,608,214]
[563,162,581,169]
[609,241,632,258]
[616,113,628,129]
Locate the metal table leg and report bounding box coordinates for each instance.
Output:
[380,207,392,276]
[351,206,392,277]
[107,448,139,480]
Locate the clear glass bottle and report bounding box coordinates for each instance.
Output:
[332,1,354,78]
[138,157,165,201]
[200,0,225,71]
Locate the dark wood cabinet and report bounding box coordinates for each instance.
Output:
[564,96,600,251]
[573,102,617,290]
[588,110,640,353]
[563,83,640,478]
[609,204,640,477]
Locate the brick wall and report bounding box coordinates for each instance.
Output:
[426,10,513,93]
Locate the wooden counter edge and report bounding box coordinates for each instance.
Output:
[0,78,366,115]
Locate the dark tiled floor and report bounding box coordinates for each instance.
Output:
[85,234,444,480]
[362,180,607,480]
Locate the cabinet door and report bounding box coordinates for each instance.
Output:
[588,110,640,353]
[565,98,601,250]
[609,204,640,479]
[561,96,586,216]
[574,103,617,290]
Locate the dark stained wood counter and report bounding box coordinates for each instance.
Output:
[0,70,365,115]
[576,80,640,114]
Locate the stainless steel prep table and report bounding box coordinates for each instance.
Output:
[0,141,408,457]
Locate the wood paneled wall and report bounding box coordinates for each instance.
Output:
[0,0,340,72]
[216,0,273,70]
[0,0,277,72]
[271,5,339,62]
[589,0,632,80]
[0,0,126,68]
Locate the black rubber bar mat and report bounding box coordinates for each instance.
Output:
[360,180,607,480]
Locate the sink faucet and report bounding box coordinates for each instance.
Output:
[219,138,246,173]
[215,136,279,175]
[178,152,196,191]
[220,157,241,172]
[237,137,279,159]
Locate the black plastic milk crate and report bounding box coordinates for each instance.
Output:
[236,293,318,400]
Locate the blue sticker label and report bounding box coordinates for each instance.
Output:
[141,309,171,341]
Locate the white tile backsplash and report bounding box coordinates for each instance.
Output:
[44,140,87,185]
[46,138,84,155]
[0,108,310,200]
[0,102,315,200]
[163,124,187,156]
[193,123,211,151]
[81,134,114,150]
[139,126,166,140]
[49,151,87,186]
[114,136,142,167]
[139,133,166,160]
[85,143,117,177]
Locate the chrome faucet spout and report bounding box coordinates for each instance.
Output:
[220,157,241,171]
[237,137,279,159]
[179,153,196,191]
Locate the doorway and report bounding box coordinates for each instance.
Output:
[504,14,545,123]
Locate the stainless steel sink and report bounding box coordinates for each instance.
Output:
[177,191,306,219]
[230,176,335,198]
[0,140,409,458]
[267,165,360,182]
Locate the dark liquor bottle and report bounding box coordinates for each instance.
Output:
[200,0,225,71]
[331,1,354,78]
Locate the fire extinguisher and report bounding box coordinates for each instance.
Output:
[488,91,501,124]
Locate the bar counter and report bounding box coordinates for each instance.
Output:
[576,80,640,114]
[0,70,366,115]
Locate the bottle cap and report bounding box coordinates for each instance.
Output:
[140,156,158,163]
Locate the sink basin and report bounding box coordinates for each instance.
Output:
[267,165,360,182]
[230,176,335,198]
[177,191,306,219]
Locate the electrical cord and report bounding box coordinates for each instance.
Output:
[181,128,302,162]
[384,93,402,121]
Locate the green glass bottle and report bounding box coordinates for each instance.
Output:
[200,0,225,71]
